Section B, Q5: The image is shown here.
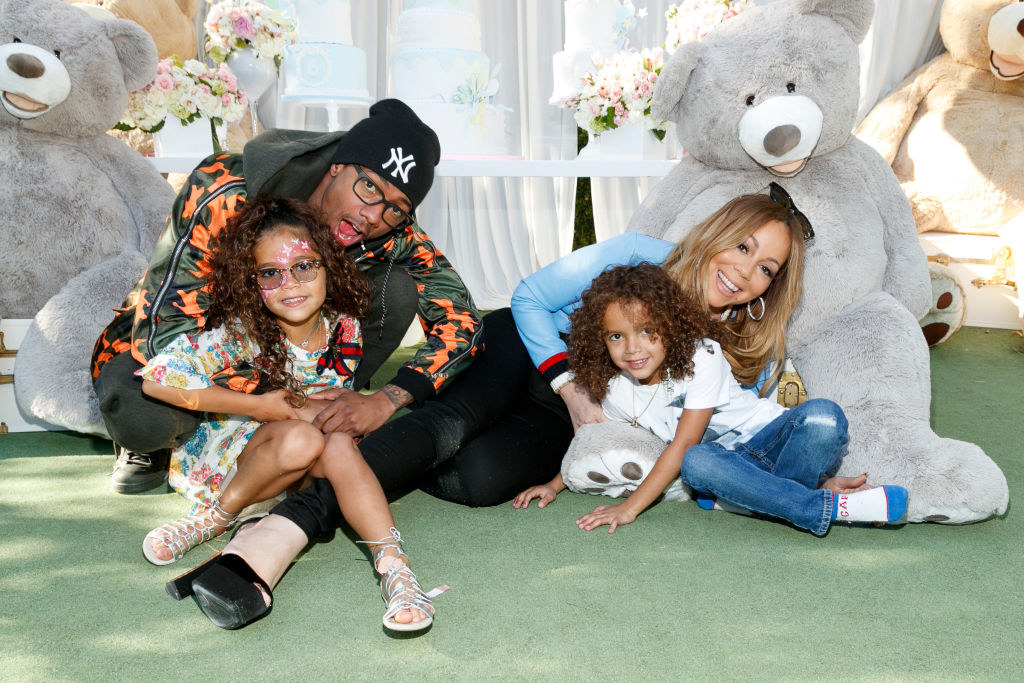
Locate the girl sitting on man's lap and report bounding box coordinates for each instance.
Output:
[137,196,433,631]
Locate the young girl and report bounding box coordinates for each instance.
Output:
[137,196,433,632]
[513,264,909,536]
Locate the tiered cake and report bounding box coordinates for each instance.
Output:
[389,0,510,157]
[280,0,371,103]
[549,0,623,104]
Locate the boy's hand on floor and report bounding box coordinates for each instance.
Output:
[576,503,636,533]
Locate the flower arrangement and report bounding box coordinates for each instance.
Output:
[568,47,668,139]
[116,56,248,134]
[664,0,753,53]
[203,0,296,67]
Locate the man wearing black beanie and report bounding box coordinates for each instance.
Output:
[92,99,482,493]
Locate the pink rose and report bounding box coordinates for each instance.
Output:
[154,73,175,92]
[232,16,256,41]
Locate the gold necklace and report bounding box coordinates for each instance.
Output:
[630,381,660,428]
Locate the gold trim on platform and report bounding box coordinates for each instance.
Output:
[0,331,16,358]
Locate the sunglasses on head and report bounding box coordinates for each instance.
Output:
[768,182,814,242]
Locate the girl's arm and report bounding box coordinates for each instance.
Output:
[141,381,308,423]
[576,407,714,533]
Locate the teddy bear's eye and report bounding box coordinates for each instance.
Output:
[12,36,21,43]
[745,94,755,106]
[786,83,796,93]
[53,50,60,59]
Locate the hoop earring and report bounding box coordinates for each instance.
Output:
[747,296,766,321]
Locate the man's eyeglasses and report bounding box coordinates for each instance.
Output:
[254,259,323,290]
[353,166,413,230]
[768,182,814,242]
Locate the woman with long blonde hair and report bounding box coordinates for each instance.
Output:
[510,186,885,525]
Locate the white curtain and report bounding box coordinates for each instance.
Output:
[412,0,578,309]
[238,0,946,308]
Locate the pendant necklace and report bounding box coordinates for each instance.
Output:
[630,381,660,428]
[297,314,325,350]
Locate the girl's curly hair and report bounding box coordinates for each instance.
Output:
[204,195,370,404]
[568,263,715,401]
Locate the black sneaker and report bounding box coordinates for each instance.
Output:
[110,447,171,494]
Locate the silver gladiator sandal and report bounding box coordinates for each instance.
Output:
[142,500,238,566]
[359,527,434,632]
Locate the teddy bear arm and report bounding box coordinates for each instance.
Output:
[853,140,932,319]
[92,138,175,253]
[854,58,942,165]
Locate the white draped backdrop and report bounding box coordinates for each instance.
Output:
[250,0,944,309]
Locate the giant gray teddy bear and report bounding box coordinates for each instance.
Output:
[566,0,1009,524]
[0,0,173,434]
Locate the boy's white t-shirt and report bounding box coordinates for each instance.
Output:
[602,338,786,447]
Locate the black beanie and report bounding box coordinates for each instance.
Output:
[331,99,441,211]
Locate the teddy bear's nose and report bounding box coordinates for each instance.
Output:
[1017,18,1024,38]
[7,52,45,79]
[764,124,802,157]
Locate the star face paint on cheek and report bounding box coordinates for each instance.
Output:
[259,288,271,301]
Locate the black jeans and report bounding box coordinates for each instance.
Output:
[272,308,573,539]
[93,263,418,453]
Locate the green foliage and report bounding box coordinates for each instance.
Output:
[573,127,596,250]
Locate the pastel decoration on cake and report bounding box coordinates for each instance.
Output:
[549,0,629,105]
[389,0,512,158]
[279,0,372,128]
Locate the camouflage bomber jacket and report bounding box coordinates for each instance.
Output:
[91,152,481,405]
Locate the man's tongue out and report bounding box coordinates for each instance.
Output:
[333,219,362,246]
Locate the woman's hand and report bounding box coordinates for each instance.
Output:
[558,381,606,432]
[512,484,559,509]
[576,503,637,533]
[822,472,870,493]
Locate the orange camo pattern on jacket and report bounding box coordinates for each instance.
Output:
[91,150,481,396]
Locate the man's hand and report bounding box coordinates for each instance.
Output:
[576,503,637,533]
[558,381,606,432]
[308,384,411,436]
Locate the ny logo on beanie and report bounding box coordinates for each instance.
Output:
[383,147,417,184]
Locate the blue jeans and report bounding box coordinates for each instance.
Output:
[680,398,849,536]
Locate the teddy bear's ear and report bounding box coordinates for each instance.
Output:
[793,0,874,45]
[652,43,701,123]
[102,17,158,92]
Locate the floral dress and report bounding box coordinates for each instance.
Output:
[137,316,361,511]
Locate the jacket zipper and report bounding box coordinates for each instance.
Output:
[146,179,247,353]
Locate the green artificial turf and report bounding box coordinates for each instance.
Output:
[1,327,1021,680]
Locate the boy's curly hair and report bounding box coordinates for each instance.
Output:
[204,196,370,403]
[568,263,715,401]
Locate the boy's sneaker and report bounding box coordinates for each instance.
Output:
[111,447,170,494]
